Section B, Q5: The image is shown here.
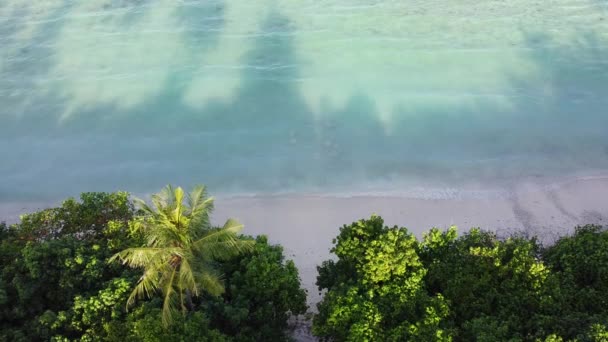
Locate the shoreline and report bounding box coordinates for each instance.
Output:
[2,176,607,309]
[213,176,608,308]
[2,176,607,342]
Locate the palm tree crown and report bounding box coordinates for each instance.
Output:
[110,185,252,326]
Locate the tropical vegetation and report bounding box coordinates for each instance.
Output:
[313,215,608,341]
[1,188,607,341]
[0,187,307,341]
[110,185,254,327]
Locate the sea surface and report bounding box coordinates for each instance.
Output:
[1,0,608,201]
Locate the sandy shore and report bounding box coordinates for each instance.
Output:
[2,177,607,306]
[2,177,607,340]
[213,176,608,308]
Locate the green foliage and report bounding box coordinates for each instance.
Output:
[102,302,230,342]
[17,192,133,241]
[314,216,608,342]
[6,191,608,342]
[110,185,254,327]
[205,235,307,341]
[48,277,133,340]
[0,192,137,341]
[542,225,608,341]
[420,228,553,341]
[314,215,451,341]
[1,188,306,341]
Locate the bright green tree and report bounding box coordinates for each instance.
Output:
[110,185,253,326]
[0,192,138,341]
[1,189,307,341]
[313,217,608,341]
[419,227,555,341]
[313,215,451,341]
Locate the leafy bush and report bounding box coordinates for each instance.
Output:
[0,192,137,341]
[313,216,450,341]
[103,301,230,342]
[205,235,308,341]
[542,225,608,341]
[420,227,554,341]
[313,216,608,342]
[0,190,307,341]
[5,195,608,341]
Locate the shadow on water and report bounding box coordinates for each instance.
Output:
[102,0,153,26]
[0,1,77,200]
[0,1,73,122]
[176,0,226,48]
[0,8,322,199]
[197,10,320,190]
[1,4,608,200]
[368,30,608,185]
[0,5,28,47]
[314,93,386,185]
[492,31,608,176]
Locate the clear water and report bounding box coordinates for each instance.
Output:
[1,0,607,200]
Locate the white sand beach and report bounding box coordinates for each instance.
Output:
[213,176,608,308]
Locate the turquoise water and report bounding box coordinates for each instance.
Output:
[1,0,608,200]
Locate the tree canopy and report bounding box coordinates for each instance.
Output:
[2,192,607,341]
[313,216,608,342]
[0,188,307,342]
[110,185,253,326]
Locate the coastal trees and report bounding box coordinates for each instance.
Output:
[3,191,608,341]
[0,192,138,341]
[419,227,555,341]
[541,224,608,340]
[204,235,308,341]
[313,216,451,341]
[110,185,253,326]
[0,187,307,341]
[313,216,608,341]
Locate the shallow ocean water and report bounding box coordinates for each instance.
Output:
[1,0,607,200]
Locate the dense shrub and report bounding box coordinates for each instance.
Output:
[542,225,608,341]
[204,235,308,341]
[313,216,450,341]
[0,192,137,341]
[0,192,307,342]
[313,216,608,341]
[4,195,607,342]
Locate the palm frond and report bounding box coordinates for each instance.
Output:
[187,185,205,214]
[145,222,186,248]
[222,218,245,233]
[188,186,214,239]
[113,184,253,328]
[171,186,185,228]
[109,247,160,267]
[178,257,198,297]
[161,266,179,327]
[188,185,214,218]
[152,185,176,217]
[196,268,225,297]
[192,228,238,252]
[109,247,181,268]
[159,185,175,206]
[192,219,252,259]
[127,267,161,308]
[133,197,156,218]
[151,204,176,229]
[202,240,255,261]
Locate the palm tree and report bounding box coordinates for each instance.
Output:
[110,185,253,326]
